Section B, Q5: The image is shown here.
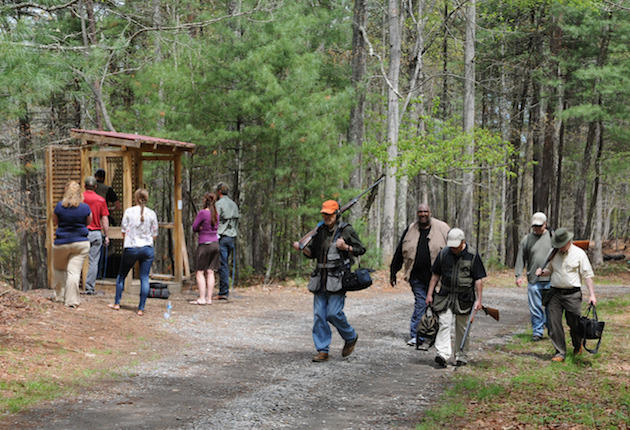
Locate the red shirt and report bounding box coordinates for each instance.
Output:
[83,189,109,231]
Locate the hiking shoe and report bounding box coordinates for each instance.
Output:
[312,352,329,362]
[212,295,229,301]
[532,335,543,342]
[342,335,358,357]
[416,342,430,351]
[407,337,417,346]
[434,356,447,368]
[551,354,565,362]
[574,345,584,356]
[455,360,467,367]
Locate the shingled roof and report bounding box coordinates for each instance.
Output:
[70,129,195,152]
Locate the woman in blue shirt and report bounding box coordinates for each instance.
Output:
[52,181,92,308]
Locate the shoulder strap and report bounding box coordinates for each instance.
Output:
[333,221,349,241]
[523,233,536,264]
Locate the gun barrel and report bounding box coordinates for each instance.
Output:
[294,175,384,248]
[459,308,478,352]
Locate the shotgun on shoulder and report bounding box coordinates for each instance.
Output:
[295,175,384,250]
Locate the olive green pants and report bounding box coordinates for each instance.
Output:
[547,288,582,357]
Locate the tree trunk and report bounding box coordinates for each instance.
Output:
[153,0,165,131]
[531,80,543,213]
[551,107,565,229]
[459,0,475,236]
[81,0,115,131]
[592,182,603,266]
[18,106,39,291]
[573,17,610,238]
[440,0,450,222]
[506,72,529,266]
[382,0,402,262]
[586,119,604,239]
[540,15,562,218]
[348,0,367,221]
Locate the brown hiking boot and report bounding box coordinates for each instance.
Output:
[342,334,358,357]
[312,352,329,362]
[551,354,565,362]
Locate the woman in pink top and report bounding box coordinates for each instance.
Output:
[190,192,220,304]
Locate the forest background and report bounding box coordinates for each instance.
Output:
[1,0,629,291]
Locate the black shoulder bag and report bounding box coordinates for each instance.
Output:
[577,303,605,354]
[342,266,373,291]
[332,224,372,292]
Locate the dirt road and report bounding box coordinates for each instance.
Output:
[4,281,627,430]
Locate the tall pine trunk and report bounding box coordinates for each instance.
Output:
[506,71,529,266]
[18,106,39,290]
[460,0,475,236]
[348,0,367,221]
[382,0,402,262]
[573,17,610,238]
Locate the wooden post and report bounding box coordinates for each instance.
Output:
[123,148,134,286]
[80,144,91,184]
[80,145,91,291]
[174,153,183,282]
[46,147,54,289]
[123,148,133,209]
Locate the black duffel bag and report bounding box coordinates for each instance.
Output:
[576,303,605,354]
[342,267,373,292]
[148,286,170,299]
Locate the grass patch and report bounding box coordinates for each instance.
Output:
[416,294,630,429]
[0,380,64,414]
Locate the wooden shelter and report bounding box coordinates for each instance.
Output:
[46,129,195,291]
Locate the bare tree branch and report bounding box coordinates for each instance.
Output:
[1,0,80,13]
[358,25,403,99]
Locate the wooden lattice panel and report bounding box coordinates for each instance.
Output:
[49,146,81,204]
[106,157,124,225]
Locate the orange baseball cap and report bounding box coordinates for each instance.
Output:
[320,200,339,215]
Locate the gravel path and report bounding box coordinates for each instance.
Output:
[5,283,628,430]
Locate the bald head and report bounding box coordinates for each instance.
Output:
[417,203,431,228]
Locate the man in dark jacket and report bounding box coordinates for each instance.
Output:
[293,200,366,362]
[426,228,486,368]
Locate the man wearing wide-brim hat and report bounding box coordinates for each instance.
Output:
[535,228,597,362]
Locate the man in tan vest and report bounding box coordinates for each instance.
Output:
[390,203,450,346]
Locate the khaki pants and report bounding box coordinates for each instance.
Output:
[52,241,90,307]
[435,308,470,363]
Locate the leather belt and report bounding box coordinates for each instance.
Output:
[551,287,581,295]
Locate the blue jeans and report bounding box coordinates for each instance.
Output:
[409,278,428,339]
[218,236,235,296]
[115,246,154,311]
[528,280,550,337]
[313,293,356,353]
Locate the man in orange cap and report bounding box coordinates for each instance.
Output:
[293,200,366,362]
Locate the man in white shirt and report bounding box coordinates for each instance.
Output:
[535,228,596,362]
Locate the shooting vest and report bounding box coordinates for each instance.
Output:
[401,218,450,282]
[306,222,350,294]
[433,247,476,314]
